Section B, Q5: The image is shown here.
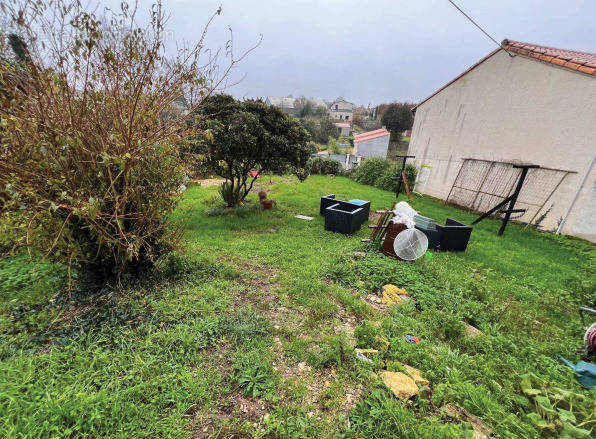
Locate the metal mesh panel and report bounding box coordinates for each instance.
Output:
[447,159,572,225]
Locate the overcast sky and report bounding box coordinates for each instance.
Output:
[102,0,596,106]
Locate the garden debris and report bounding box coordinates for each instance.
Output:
[403,365,429,386]
[381,284,410,305]
[380,371,419,400]
[295,214,314,220]
[405,335,420,344]
[465,323,483,338]
[353,251,367,259]
[355,348,379,364]
[441,403,494,439]
[355,348,379,355]
[355,351,374,364]
[558,355,596,388]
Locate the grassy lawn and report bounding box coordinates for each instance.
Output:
[1,175,594,438]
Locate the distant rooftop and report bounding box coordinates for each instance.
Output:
[354,128,390,143]
[266,96,296,108]
[266,97,337,109]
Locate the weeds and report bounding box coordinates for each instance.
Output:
[1,175,594,438]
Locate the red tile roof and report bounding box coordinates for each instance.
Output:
[413,39,596,111]
[354,128,390,143]
[503,39,596,76]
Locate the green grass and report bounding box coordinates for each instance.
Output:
[0,175,594,438]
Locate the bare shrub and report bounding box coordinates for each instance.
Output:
[0,0,257,281]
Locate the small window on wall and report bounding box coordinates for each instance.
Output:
[345,116,349,120]
[339,115,343,120]
[335,105,338,110]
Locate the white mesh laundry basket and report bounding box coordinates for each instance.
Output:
[392,228,428,261]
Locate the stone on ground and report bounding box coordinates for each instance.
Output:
[465,323,483,338]
[380,371,419,400]
[403,365,429,386]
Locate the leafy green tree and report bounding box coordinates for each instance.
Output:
[317,118,339,144]
[295,97,328,118]
[194,95,311,206]
[381,103,414,139]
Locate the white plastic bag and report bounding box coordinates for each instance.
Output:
[393,201,417,219]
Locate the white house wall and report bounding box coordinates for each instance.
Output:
[356,136,390,159]
[408,49,596,242]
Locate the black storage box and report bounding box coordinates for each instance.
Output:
[324,202,366,235]
[436,218,473,252]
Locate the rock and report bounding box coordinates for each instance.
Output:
[380,371,419,400]
[353,251,367,259]
[403,365,429,386]
[441,403,494,438]
[465,323,483,338]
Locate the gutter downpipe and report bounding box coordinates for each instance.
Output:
[556,155,595,235]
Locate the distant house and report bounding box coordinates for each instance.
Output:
[265,96,298,115]
[328,98,355,121]
[409,39,596,242]
[334,122,351,136]
[353,128,390,158]
[265,96,358,121]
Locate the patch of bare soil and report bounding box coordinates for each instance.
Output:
[362,293,389,312]
[191,257,364,433]
[194,178,225,187]
[271,295,363,418]
[189,390,270,439]
[188,343,271,438]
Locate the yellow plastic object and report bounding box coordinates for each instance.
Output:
[381,284,409,305]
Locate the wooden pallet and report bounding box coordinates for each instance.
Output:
[362,207,394,242]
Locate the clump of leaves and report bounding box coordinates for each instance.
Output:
[220,310,271,343]
[264,407,315,438]
[326,257,358,285]
[306,333,354,369]
[519,373,595,437]
[232,348,276,398]
[306,156,342,175]
[350,388,467,438]
[354,320,380,349]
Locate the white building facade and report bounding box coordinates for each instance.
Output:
[408,40,596,242]
[353,128,391,158]
[329,99,355,121]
